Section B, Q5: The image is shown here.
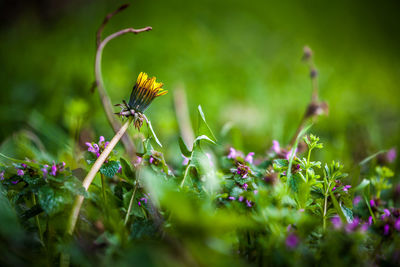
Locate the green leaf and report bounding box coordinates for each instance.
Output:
[38,185,73,215]
[273,159,288,168]
[329,191,347,223]
[62,176,88,197]
[354,179,370,191]
[100,161,120,178]
[146,117,162,147]
[120,157,135,181]
[193,135,216,145]
[196,105,216,142]
[178,137,192,157]
[340,203,353,223]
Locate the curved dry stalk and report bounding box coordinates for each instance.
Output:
[93,4,152,160]
[95,26,152,160]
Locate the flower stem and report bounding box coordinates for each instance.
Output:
[180,161,192,188]
[100,173,109,222]
[32,192,44,244]
[124,183,138,225]
[61,119,132,267]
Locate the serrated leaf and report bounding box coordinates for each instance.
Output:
[38,185,73,215]
[196,105,216,142]
[179,137,192,157]
[100,161,120,178]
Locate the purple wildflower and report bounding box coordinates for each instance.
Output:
[50,162,57,176]
[138,201,142,207]
[149,157,154,164]
[21,163,27,168]
[227,147,237,159]
[394,218,400,231]
[0,171,4,180]
[370,199,376,207]
[245,199,252,207]
[285,148,297,160]
[384,224,390,235]
[332,187,336,191]
[353,195,362,206]
[271,140,281,154]
[236,163,250,178]
[238,196,244,202]
[346,217,360,232]
[85,142,96,153]
[17,169,24,177]
[368,216,373,226]
[343,185,351,192]
[182,154,189,165]
[243,183,248,190]
[228,196,235,200]
[381,209,391,220]
[360,223,369,232]
[11,180,19,184]
[331,215,342,229]
[245,152,255,164]
[387,148,397,163]
[285,233,299,249]
[41,164,49,178]
[140,197,148,204]
[99,136,105,145]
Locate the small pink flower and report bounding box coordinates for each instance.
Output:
[331,215,342,229]
[343,185,351,192]
[368,216,373,226]
[271,140,281,154]
[17,169,24,177]
[227,147,237,159]
[21,163,27,168]
[243,183,248,190]
[285,148,297,160]
[245,152,255,164]
[50,162,57,176]
[149,157,154,164]
[238,196,244,202]
[246,199,252,207]
[370,199,375,207]
[384,224,390,235]
[0,171,4,180]
[99,136,105,145]
[228,196,235,200]
[381,209,391,220]
[387,148,396,163]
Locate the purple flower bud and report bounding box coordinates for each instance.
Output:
[395,218,400,231]
[41,165,49,178]
[50,162,57,176]
[370,199,375,207]
[285,148,297,160]
[17,169,24,177]
[140,197,148,204]
[353,195,362,206]
[381,209,391,220]
[331,215,342,229]
[285,233,299,249]
[384,224,390,235]
[238,196,244,202]
[343,185,351,192]
[138,201,141,207]
[387,148,397,163]
[243,183,248,190]
[246,199,252,207]
[228,196,235,200]
[368,216,373,226]
[271,140,281,154]
[227,147,237,159]
[93,144,100,153]
[149,157,154,164]
[86,142,95,153]
[21,163,27,168]
[0,171,4,180]
[181,155,189,165]
[245,152,255,164]
[104,141,110,148]
[332,187,336,191]
[99,136,105,145]
[11,180,19,184]
[117,166,122,173]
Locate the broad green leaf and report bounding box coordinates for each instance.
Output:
[329,191,347,223]
[120,157,135,181]
[38,185,73,215]
[100,161,120,178]
[340,203,353,223]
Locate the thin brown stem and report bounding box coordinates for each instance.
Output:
[95,27,151,161]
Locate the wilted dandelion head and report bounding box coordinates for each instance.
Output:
[128,72,167,113]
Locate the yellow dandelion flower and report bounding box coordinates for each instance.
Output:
[128,72,167,112]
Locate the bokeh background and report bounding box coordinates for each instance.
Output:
[1,0,399,170]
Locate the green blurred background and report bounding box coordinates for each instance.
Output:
[0,0,399,169]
